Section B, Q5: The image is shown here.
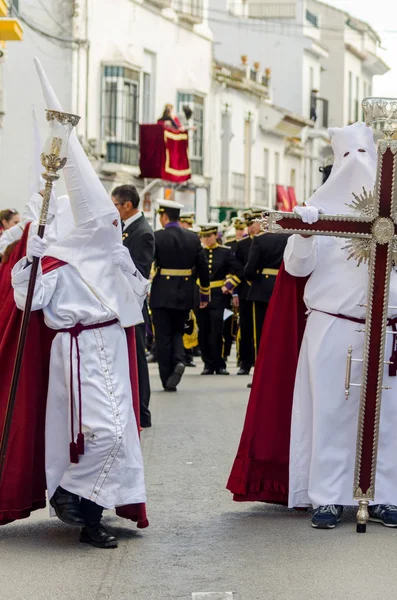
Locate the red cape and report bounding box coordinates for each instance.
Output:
[227,263,307,504]
[0,228,148,527]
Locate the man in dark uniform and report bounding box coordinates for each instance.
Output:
[234,208,265,375]
[224,216,248,361]
[112,184,155,428]
[150,200,210,391]
[196,224,243,376]
[179,211,195,230]
[245,215,289,360]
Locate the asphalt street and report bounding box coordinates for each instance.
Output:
[1,354,396,600]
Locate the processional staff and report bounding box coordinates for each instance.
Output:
[263,96,397,533]
[0,109,81,482]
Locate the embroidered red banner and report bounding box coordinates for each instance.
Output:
[139,124,191,183]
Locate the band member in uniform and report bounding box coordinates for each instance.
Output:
[245,213,289,361]
[226,216,248,254]
[150,200,210,391]
[234,208,264,375]
[196,224,243,376]
[179,211,195,230]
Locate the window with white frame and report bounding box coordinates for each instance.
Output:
[177,92,204,176]
[101,65,140,166]
[232,172,246,205]
[255,176,267,205]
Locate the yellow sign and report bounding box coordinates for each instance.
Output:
[0,18,23,41]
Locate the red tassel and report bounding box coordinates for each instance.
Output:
[70,442,79,464]
[77,433,85,455]
[137,519,149,529]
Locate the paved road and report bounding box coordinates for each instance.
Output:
[1,355,397,600]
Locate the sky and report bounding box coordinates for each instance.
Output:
[326,0,397,97]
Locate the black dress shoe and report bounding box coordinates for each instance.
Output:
[80,524,118,549]
[140,421,152,428]
[247,382,252,389]
[237,367,251,376]
[201,367,214,375]
[163,386,177,392]
[50,486,85,527]
[165,362,185,389]
[216,368,230,375]
[185,360,197,368]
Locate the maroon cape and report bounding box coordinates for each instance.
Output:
[227,264,307,504]
[0,228,148,527]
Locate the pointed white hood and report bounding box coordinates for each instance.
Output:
[308,122,377,215]
[34,57,146,326]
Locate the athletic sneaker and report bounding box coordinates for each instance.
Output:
[311,505,343,529]
[369,504,397,527]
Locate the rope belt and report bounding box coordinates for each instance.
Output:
[261,268,279,276]
[312,309,397,377]
[159,268,192,276]
[210,280,225,289]
[58,318,119,464]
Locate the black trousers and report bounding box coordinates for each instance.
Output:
[222,315,234,360]
[239,299,254,370]
[196,307,226,372]
[135,320,151,427]
[252,301,268,362]
[151,308,189,388]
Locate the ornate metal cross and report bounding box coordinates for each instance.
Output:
[265,97,397,533]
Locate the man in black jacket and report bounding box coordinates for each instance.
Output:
[196,224,243,376]
[245,225,288,360]
[151,200,210,391]
[112,184,155,428]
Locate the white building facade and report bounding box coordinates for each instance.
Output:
[209,60,311,217]
[1,0,213,220]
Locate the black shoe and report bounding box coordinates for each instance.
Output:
[80,524,118,549]
[201,367,214,375]
[216,368,230,375]
[185,360,197,368]
[165,362,185,389]
[247,382,252,389]
[163,386,177,392]
[237,367,251,375]
[50,486,85,527]
[140,421,152,428]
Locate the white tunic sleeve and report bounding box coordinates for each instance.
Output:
[284,234,318,277]
[12,258,58,311]
[0,224,23,255]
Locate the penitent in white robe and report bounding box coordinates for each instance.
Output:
[12,259,146,510]
[285,234,397,508]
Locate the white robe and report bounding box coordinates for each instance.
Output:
[12,259,146,510]
[285,234,397,508]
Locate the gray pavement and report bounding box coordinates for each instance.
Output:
[1,355,397,600]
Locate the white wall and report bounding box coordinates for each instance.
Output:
[0,0,73,209]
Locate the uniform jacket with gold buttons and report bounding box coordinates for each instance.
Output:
[203,244,243,310]
[150,223,210,310]
[244,232,289,303]
[234,236,253,300]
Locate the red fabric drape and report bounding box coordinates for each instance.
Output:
[226,264,308,505]
[140,124,191,182]
[287,186,297,209]
[0,225,54,525]
[276,185,291,211]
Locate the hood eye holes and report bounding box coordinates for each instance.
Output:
[358,148,366,153]
[343,152,350,157]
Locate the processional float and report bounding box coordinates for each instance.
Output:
[264,97,397,533]
[0,108,80,482]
